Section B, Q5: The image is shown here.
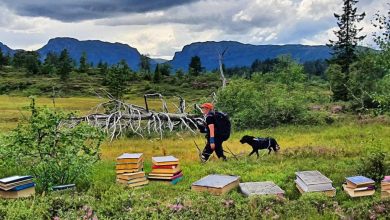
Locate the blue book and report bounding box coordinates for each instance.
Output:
[171,176,183,185]
[346,176,374,187]
[9,182,35,191]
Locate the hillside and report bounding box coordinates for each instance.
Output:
[37,37,142,70]
[169,41,332,70]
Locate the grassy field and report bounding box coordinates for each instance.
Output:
[0,96,389,219]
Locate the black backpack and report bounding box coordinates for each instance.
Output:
[211,111,231,141]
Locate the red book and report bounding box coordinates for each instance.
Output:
[152,165,178,169]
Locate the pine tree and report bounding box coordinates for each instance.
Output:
[328,0,365,101]
[153,64,162,82]
[79,51,89,73]
[189,56,202,76]
[58,49,73,80]
[106,59,131,99]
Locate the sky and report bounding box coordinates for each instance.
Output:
[0,0,387,59]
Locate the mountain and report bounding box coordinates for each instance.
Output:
[169,41,332,71]
[37,37,141,70]
[0,42,15,55]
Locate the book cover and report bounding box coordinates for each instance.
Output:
[152,156,179,165]
[295,171,332,185]
[192,174,240,189]
[117,153,143,163]
[346,176,375,188]
[0,176,33,184]
[239,181,285,197]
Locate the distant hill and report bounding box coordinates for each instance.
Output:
[0,42,15,55]
[169,41,332,71]
[37,37,142,70]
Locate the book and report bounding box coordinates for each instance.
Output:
[296,183,336,197]
[150,165,181,174]
[0,176,33,185]
[148,172,183,180]
[295,177,334,192]
[51,184,76,191]
[116,167,143,174]
[381,190,390,199]
[191,174,240,195]
[152,156,179,166]
[170,176,183,185]
[145,171,182,177]
[346,176,375,188]
[295,171,333,192]
[117,177,148,185]
[383,176,390,182]
[117,171,146,180]
[116,159,144,170]
[0,179,34,191]
[0,186,35,199]
[127,180,149,187]
[9,182,35,191]
[239,181,285,197]
[152,165,180,169]
[343,184,375,197]
[117,153,143,163]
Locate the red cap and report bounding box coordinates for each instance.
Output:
[200,103,214,110]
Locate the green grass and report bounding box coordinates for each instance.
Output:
[1,119,389,219]
[0,91,389,218]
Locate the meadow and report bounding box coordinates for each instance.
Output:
[0,95,389,219]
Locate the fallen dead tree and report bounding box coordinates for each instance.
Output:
[67,93,205,140]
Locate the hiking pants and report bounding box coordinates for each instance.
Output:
[202,137,226,160]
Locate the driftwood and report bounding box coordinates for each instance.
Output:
[67,93,205,141]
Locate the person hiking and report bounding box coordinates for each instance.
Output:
[198,102,230,162]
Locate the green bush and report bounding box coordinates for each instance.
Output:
[0,98,105,192]
[217,75,327,129]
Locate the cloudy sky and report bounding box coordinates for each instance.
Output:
[0,0,387,59]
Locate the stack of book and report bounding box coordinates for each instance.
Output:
[343,176,375,198]
[0,175,35,199]
[295,171,336,197]
[148,156,183,184]
[192,174,240,195]
[381,176,390,199]
[116,153,148,187]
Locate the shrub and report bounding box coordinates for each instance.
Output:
[0,98,105,192]
[217,74,327,129]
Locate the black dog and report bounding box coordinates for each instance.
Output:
[240,135,280,158]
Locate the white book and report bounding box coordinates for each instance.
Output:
[295,171,333,192]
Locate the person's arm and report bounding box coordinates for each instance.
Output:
[208,123,215,150]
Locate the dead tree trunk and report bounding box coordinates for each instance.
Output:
[66,93,204,140]
[218,48,228,89]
